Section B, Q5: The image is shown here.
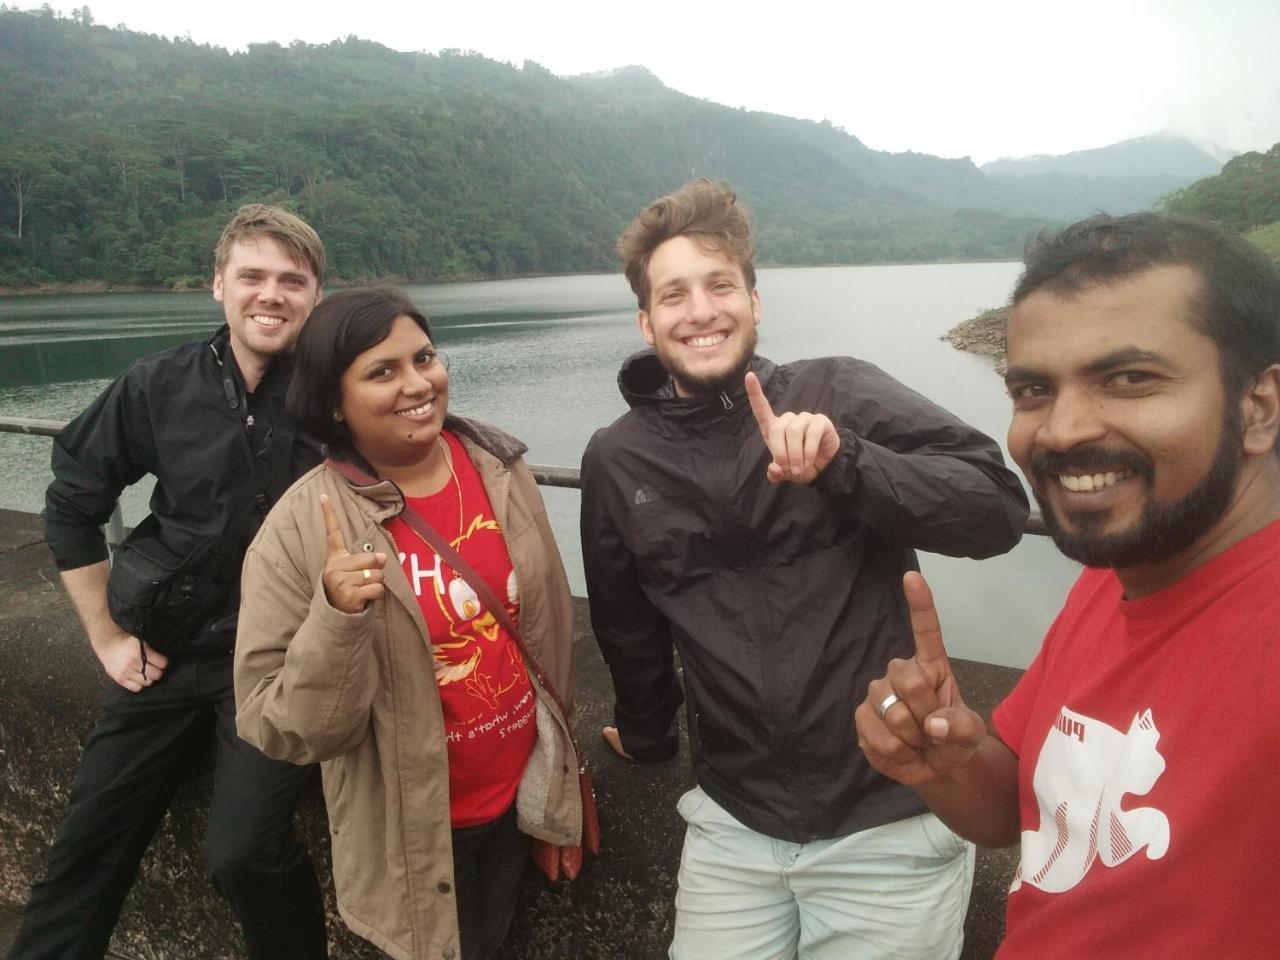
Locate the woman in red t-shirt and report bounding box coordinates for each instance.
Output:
[234,287,582,960]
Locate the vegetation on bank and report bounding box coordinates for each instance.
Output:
[1244,222,1280,260]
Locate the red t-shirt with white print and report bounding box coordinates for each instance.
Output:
[992,519,1280,959]
[385,430,536,828]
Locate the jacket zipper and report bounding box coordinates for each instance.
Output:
[717,405,812,833]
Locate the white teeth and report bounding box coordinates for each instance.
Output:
[396,403,432,417]
[250,315,283,327]
[1058,470,1130,492]
[686,333,726,348]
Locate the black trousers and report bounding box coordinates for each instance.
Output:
[451,805,529,960]
[6,653,327,960]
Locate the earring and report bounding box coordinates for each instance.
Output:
[332,411,342,421]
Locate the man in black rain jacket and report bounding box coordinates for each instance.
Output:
[581,180,1028,959]
[10,205,329,960]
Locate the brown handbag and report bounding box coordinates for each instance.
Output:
[325,459,601,879]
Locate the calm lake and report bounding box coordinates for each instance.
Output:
[0,263,1079,667]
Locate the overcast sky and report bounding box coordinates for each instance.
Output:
[35,0,1280,164]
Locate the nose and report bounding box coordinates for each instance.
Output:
[258,278,282,303]
[1035,387,1107,452]
[403,365,435,396]
[687,285,717,324]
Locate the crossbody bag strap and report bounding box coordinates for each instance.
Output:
[323,457,576,722]
[327,456,600,856]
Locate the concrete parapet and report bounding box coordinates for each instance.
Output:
[0,508,1020,958]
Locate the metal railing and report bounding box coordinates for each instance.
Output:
[0,415,1047,536]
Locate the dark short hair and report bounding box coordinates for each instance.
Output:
[1014,212,1280,396]
[618,179,757,311]
[287,286,434,456]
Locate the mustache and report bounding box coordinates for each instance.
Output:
[1030,446,1152,480]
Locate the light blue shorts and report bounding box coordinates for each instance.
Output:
[670,786,975,960]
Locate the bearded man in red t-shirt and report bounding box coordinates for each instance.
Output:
[856,212,1280,959]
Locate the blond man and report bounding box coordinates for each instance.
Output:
[10,206,329,960]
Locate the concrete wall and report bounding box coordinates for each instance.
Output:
[0,508,1022,959]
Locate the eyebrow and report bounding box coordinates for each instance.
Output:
[1005,347,1172,387]
[650,275,687,294]
[660,268,738,289]
[356,343,433,371]
[236,267,312,282]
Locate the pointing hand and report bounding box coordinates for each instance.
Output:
[745,371,840,485]
[855,572,986,786]
[320,494,389,614]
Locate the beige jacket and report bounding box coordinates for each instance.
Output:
[235,416,580,960]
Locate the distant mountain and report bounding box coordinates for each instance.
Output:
[980,135,1224,179]
[0,9,1229,289]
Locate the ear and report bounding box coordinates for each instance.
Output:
[637,309,655,347]
[212,270,225,304]
[750,288,761,326]
[1241,364,1280,456]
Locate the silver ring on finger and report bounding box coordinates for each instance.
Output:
[877,692,903,721]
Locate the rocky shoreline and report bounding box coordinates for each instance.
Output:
[942,305,1008,372]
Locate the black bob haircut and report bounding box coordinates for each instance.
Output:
[287,286,435,457]
[1014,212,1280,397]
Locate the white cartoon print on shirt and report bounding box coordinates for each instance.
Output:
[1011,706,1170,894]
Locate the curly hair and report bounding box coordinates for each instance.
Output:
[618,179,756,310]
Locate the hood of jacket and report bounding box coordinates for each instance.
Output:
[616,349,778,433]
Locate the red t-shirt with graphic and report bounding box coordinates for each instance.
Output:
[991,519,1280,959]
[385,430,536,828]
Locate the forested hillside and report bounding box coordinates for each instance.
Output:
[1164,144,1280,257]
[0,8,1220,288]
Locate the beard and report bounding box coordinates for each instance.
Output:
[659,324,759,397]
[1032,406,1244,569]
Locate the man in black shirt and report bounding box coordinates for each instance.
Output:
[10,205,329,960]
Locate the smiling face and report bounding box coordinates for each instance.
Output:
[1005,264,1252,574]
[336,314,449,476]
[638,235,761,397]
[213,235,320,383]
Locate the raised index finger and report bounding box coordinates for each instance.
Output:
[744,370,775,438]
[320,494,349,557]
[902,571,948,668]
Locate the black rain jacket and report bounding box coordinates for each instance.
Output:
[581,352,1029,842]
[45,326,321,648]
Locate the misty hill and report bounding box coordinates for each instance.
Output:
[958,136,1225,223]
[1164,142,1280,234]
[981,135,1223,179]
[0,9,1222,288]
